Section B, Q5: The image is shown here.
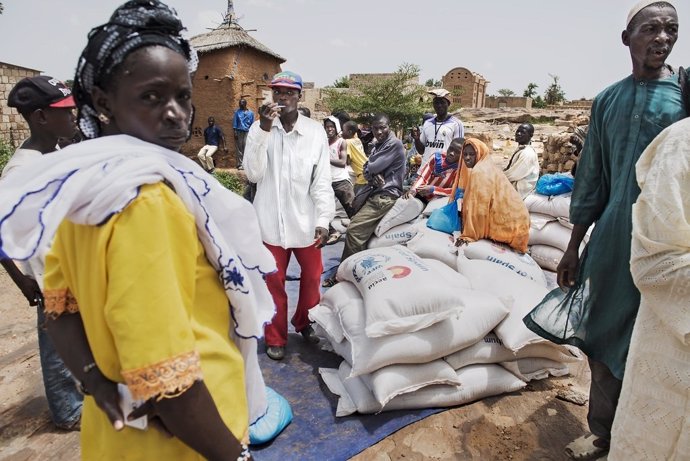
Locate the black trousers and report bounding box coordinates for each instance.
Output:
[587,358,623,441]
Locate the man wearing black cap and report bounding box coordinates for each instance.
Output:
[244,71,335,361]
[1,75,83,430]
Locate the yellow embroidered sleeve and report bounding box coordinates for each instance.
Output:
[121,350,203,401]
[43,241,79,318]
[104,184,201,399]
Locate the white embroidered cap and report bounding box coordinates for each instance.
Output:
[626,0,675,27]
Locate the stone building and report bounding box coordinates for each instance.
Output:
[485,96,533,109]
[186,3,284,167]
[0,62,41,146]
[441,67,488,108]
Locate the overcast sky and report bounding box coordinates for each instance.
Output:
[1,0,688,100]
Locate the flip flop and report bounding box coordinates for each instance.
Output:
[565,434,609,460]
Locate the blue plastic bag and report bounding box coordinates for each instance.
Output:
[535,173,574,196]
[249,386,293,445]
[426,189,463,235]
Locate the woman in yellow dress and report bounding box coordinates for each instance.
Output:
[0,1,278,459]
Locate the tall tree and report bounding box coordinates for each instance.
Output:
[544,74,566,105]
[424,78,442,88]
[324,63,427,132]
[523,82,538,98]
[497,88,516,97]
[0,3,4,14]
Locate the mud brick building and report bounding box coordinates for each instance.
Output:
[0,62,41,146]
[186,4,284,167]
[442,67,488,109]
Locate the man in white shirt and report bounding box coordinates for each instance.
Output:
[244,71,335,360]
[412,89,464,166]
[1,75,83,430]
[504,123,540,198]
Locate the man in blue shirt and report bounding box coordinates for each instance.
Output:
[232,99,254,170]
[197,116,226,173]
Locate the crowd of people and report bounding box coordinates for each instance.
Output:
[0,0,687,460]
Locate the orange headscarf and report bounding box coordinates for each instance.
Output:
[449,138,530,253]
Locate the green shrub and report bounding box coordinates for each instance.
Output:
[213,170,245,195]
[0,139,13,173]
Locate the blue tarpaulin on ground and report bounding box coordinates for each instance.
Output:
[252,241,443,461]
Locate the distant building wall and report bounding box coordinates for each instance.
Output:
[442,67,488,108]
[0,62,42,146]
[184,47,282,167]
[485,96,533,109]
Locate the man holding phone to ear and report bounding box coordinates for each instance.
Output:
[244,71,335,361]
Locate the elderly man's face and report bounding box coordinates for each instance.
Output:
[624,5,678,74]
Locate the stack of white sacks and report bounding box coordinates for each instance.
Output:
[524,192,592,272]
[312,225,582,415]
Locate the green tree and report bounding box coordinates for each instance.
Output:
[0,139,13,172]
[497,88,515,97]
[532,95,547,109]
[324,63,427,132]
[523,82,538,98]
[544,74,566,105]
[330,75,350,88]
[424,78,442,87]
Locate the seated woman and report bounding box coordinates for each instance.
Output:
[404,137,463,201]
[0,1,277,459]
[452,138,530,253]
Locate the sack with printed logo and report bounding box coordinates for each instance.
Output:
[337,246,476,337]
[463,239,546,286]
[367,223,418,249]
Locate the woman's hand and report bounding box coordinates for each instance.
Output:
[82,368,125,431]
[455,237,471,247]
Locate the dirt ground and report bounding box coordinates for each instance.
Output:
[0,264,592,461]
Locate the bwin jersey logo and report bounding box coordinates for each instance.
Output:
[426,139,445,149]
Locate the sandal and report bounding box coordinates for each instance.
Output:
[321,277,338,288]
[326,231,342,245]
[564,434,609,460]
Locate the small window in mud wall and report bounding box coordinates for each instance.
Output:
[261,89,272,105]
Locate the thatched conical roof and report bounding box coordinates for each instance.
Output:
[190,22,285,62]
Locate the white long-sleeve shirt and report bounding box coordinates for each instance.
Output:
[503,144,540,199]
[244,114,335,248]
[1,148,45,286]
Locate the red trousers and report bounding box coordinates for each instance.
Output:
[264,243,323,347]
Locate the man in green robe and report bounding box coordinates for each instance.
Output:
[524,1,685,458]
